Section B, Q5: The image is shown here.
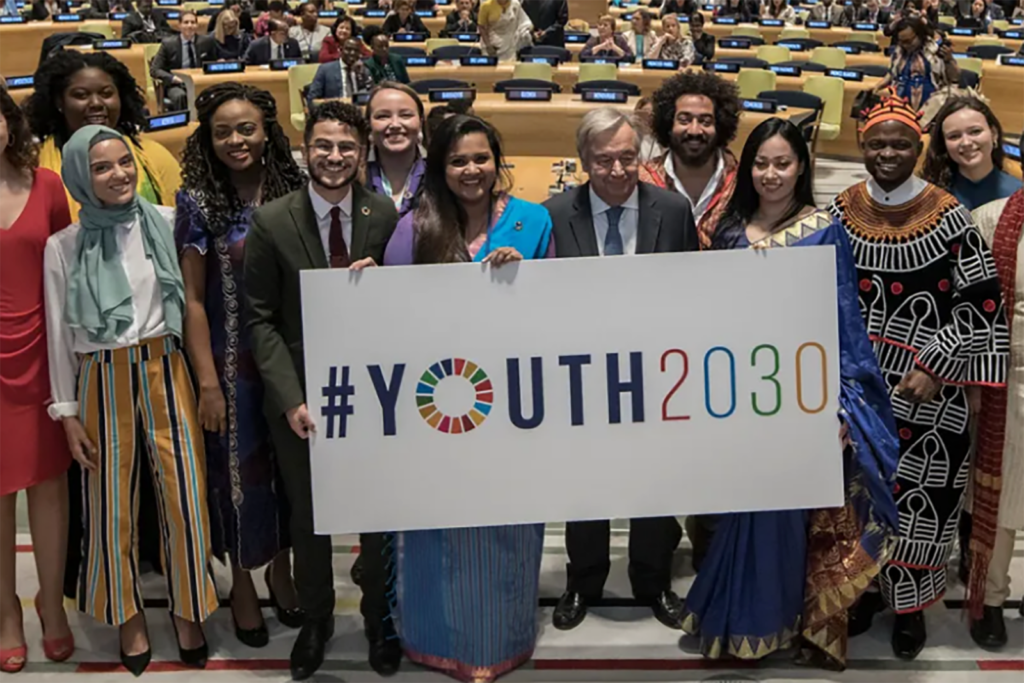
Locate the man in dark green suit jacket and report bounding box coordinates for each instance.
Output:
[244,101,400,681]
[362,28,411,84]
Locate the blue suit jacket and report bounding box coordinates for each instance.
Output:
[306,60,374,109]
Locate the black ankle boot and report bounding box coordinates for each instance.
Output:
[891,611,926,660]
[970,605,1007,649]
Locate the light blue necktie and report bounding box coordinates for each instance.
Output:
[604,205,624,256]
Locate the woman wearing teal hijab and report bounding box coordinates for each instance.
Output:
[43,126,218,676]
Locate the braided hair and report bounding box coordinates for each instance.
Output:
[181,82,306,237]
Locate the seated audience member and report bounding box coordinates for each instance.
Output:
[121,0,171,40]
[580,15,633,59]
[634,97,665,162]
[151,11,218,110]
[213,8,253,60]
[29,0,68,20]
[716,0,758,22]
[307,38,374,109]
[658,0,698,18]
[957,0,1001,30]
[363,30,411,84]
[859,0,894,23]
[689,12,715,62]
[646,13,695,63]
[245,18,303,64]
[622,10,658,60]
[762,0,797,23]
[922,98,1023,210]
[255,0,296,36]
[443,0,479,35]
[207,2,255,35]
[289,1,332,60]
[320,16,370,62]
[809,0,847,24]
[381,0,432,35]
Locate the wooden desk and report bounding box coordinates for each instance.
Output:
[7,86,33,106]
[0,22,67,77]
[145,121,198,159]
[983,63,1024,134]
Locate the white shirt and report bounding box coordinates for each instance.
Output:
[866,175,927,206]
[589,185,640,256]
[664,150,725,228]
[43,206,175,419]
[308,182,353,263]
[289,23,330,60]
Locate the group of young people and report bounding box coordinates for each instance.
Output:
[0,33,1021,683]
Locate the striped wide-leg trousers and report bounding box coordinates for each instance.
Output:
[75,336,218,626]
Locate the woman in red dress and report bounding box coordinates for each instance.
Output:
[0,88,75,673]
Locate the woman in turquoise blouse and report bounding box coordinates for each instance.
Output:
[383,115,551,682]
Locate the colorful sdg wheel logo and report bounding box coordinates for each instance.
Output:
[416,358,493,433]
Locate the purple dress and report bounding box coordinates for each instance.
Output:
[175,190,290,570]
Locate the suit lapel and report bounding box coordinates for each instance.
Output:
[290,185,329,269]
[635,183,661,254]
[349,184,371,259]
[569,184,600,257]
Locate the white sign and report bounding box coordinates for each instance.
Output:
[301,248,844,534]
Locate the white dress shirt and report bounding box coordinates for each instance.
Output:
[308,182,353,263]
[589,185,640,256]
[664,149,725,228]
[289,23,330,60]
[43,206,175,419]
[866,175,928,206]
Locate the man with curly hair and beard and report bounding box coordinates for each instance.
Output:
[244,101,400,680]
[639,71,741,250]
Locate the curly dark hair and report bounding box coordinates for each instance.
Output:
[650,71,740,151]
[25,50,147,150]
[920,97,1005,191]
[181,83,306,237]
[304,99,371,146]
[1,88,38,172]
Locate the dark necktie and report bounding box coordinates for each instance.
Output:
[329,206,351,268]
[346,69,355,97]
[187,40,197,68]
[604,206,624,256]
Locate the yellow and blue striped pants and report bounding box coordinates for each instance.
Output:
[75,336,218,626]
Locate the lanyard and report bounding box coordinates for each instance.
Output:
[379,168,412,210]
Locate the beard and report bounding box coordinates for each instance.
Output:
[309,160,358,191]
[670,132,718,168]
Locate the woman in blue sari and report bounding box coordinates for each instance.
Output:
[688,118,900,669]
[383,115,551,682]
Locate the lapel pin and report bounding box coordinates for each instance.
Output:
[361,206,371,216]
[514,221,522,231]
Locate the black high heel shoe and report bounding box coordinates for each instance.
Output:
[265,565,304,629]
[119,647,152,677]
[230,590,270,648]
[171,616,208,668]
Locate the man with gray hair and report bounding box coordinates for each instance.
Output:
[543,107,698,631]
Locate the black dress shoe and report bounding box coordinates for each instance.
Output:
[265,566,305,629]
[848,591,884,637]
[119,647,152,677]
[650,590,684,630]
[230,591,269,648]
[892,611,927,660]
[970,606,1008,649]
[290,616,335,681]
[366,623,402,677]
[172,617,208,669]
[552,591,588,631]
[350,553,364,587]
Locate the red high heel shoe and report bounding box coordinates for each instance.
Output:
[35,594,74,662]
[1,599,26,673]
